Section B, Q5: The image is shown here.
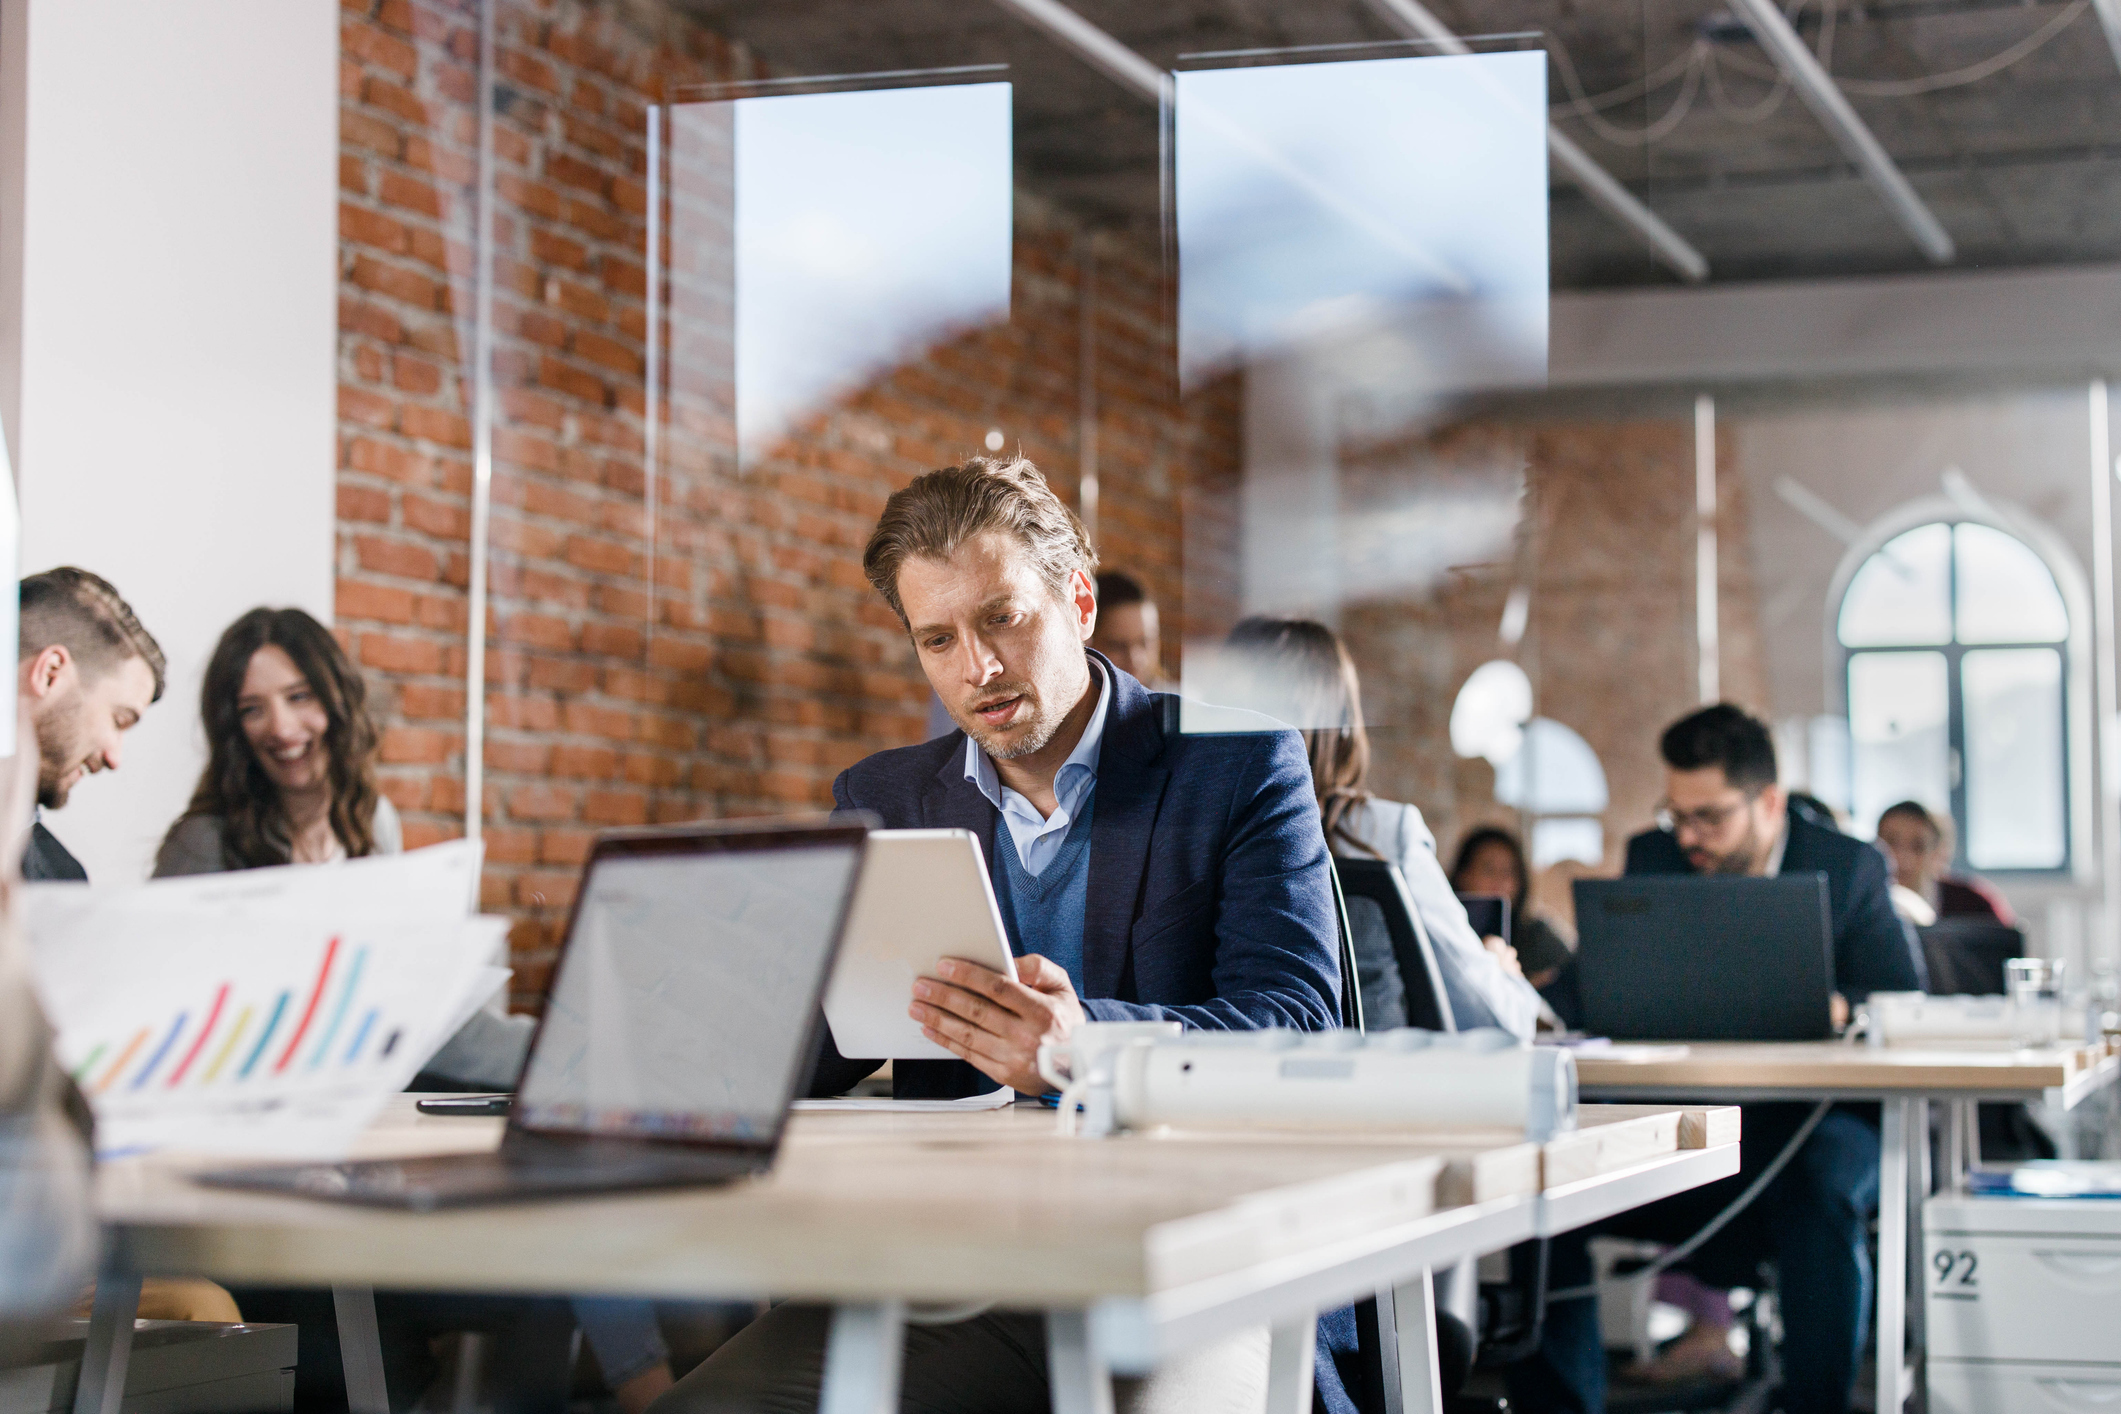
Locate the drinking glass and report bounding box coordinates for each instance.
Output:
[2005,957,2066,1048]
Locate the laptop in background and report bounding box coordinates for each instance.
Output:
[1572,874,1836,1042]
[200,816,868,1209]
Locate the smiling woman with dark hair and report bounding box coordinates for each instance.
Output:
[155,607,396,874]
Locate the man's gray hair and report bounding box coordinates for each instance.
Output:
[862,456,1098,624]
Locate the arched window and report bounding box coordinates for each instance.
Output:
[1838,521,2069,871]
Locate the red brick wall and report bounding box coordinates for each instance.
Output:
[336,0,1209,1005]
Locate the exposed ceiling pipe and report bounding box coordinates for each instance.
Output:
[1725,0,1955,263]
[2094,0,2121,79]
[1362,0,1710,283]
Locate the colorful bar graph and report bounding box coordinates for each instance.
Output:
[239,991,291,1080]
[167,984,230,1088]
[343,1006,379,1064]
[71,1043,107,1085]
[202,1005,254,1084]
[308,947,368,1070]
[130,1011,189,1090]
[94,1028,150,1095]
[273,936,341,1075]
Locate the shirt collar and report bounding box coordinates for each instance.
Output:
[1763,812,1789,878]
[964,658,1109,811]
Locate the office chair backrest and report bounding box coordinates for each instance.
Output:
[1327,862,1367,1033]
[1333,856,1455,1033]
[1919,919,2027,996]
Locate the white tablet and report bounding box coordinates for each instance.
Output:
[822,829,1019,1061]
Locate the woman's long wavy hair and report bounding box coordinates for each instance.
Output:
[1223,616,1376,856]
[168,608,382,868]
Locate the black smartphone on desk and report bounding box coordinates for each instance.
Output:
[416,1094,512,1117]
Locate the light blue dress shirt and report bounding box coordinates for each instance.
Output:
[963,661,1110,877]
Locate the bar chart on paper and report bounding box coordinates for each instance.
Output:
[34,898,507,1158]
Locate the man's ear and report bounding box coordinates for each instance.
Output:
[19,646,70,702]
[1758,782,1788,822]
[1071,568,1097,642]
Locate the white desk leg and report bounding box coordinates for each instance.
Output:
[1877,1097,1911,1412]
[821,1301,907,1414]
[1046,1309,1114,1414]
[333,1284,390,1414]
[1390,1268,1445,1414]
[1908,1097,1930,1402]
[72,1273,141,1414]
[1265,1316,1317,1414]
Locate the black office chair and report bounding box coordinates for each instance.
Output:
[1918,918,2025,996]
[1329,862,1368,1034]
[1333,856,1452,1034]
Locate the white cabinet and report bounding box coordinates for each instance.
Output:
[1926,1193,2121,1409]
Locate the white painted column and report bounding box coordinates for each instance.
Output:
[0,0,340,880]
[2093,379,2119,971]
[1695,393,1720,705]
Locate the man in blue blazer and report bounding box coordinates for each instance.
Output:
[1516,705,1925,1414]
[652,456,1339,1414]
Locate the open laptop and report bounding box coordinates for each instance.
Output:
[1572,874,1836,1042]
[198,817,869,1209]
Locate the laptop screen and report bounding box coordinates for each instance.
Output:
[513,835,861,1142]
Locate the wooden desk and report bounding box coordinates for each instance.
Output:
[84,1100,1739,1414]
[1575,1039,2121,1414]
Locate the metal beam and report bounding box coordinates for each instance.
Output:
[1363,0,1709,283]
[1726,0,1955,263]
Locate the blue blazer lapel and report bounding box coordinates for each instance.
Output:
[925,737,1000,873]
[1083,653,1171,1001]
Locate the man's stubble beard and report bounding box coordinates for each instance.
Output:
[963,691,1063,761]
[1696,816,1769,876]
[32,700,85,810]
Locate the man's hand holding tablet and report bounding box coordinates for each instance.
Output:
[909,954,1085,1094]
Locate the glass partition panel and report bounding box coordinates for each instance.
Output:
[727,79,1012,468]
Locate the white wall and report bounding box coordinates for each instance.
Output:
[0,0,339,881]
[1550,263,2121,388]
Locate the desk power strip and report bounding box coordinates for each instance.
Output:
[1039,1024,1576,1140]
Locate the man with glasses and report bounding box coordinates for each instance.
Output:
[1513,704,1923,1414]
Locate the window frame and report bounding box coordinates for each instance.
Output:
[1838,518,2072,878]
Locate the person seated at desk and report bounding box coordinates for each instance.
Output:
[15,567,164,881]
[1222,616,1538,1037]
[1519,704,1924,1414]
[655,455,1341,1414]
[1448,825,1574,990]
[153,607,675,1414]
[1087,567,1173,690]
[1874,798,2014,928]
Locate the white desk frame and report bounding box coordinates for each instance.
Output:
[1580,1066,2118,1414]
